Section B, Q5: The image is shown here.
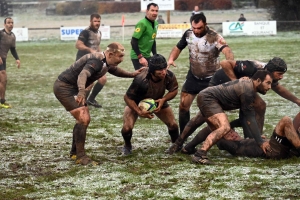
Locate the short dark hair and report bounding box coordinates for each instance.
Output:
[90,14,101,21]
[265,57,287,73]
[148,54,167,74]
[191,13,206,24]
[147,3,158,10]
[251,70,272,81]
[4,17,12,24]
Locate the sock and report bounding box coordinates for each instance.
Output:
[121,129,132,147]
[230,119,241,128]
[194,149,207,157]
[73,123,88,158]
[88,82,104,101]
[169,129,179,143]
[184,126,211,151]
[179,110,190,134]
[70,125,77,155]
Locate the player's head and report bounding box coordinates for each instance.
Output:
[190,13,207,37]
[146,3,159,21]
[105,42,125,66]
[148,54,168,80]
[265,57,287,81]
[265,57,287,73]
[90,13,101,30]
[251,70,273,95]
[4,17,13,32]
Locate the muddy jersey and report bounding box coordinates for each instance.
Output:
[58,52,117,89]
[0,29,17,59]
[217,131,294,159]
[210,60,279,87]
[76,27,101,60]
[200,79,256,112]
[126,68,178,104]
[176,26,228,79]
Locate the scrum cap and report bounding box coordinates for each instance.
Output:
[148,54,167,73]
[265,57,287,73]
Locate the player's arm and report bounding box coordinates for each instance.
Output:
[131,37,148,67]
[75,30,97,53]
[221,46,234,60]
[240,93,270,153]
[216,35,234,60]
[272,84,300,106]
[167,31,187,68]
[109,66,145,78]
[220,60,237,80]
[77,69,91,105]
[10,47,20,68]
[151,40,157,55]
[155,88,178,112]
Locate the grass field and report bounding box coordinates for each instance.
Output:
[1,33,300,199]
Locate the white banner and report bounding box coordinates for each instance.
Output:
[157,29,183,38]
[222,21,277,36]
[141,0,174,11]
[13,28,29,41]
[60,26,110,40]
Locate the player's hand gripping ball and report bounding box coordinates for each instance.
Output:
[138,98,157,112]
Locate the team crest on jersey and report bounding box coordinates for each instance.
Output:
[152,33,156,39]
[135,28,141,33]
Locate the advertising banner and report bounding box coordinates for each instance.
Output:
[14,28,29,41]
[60,26,110,40]
[222,21,277,36]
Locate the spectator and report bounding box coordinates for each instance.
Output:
[238,13,246,21]
[192,5,202,16]
[157,15,165,24]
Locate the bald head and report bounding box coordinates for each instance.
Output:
[104,42,125,66]
[106,42,125,54]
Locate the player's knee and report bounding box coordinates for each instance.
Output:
[98,75,107,85]
[121,125,133,133]
[281,116,292,124]
[167,121,178,130]
[221,125,231,136]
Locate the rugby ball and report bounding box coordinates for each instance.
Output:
[138,98,157,112]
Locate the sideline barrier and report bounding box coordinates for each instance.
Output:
[157,23,190,38]
[60,26,111,40]
[222,21,277,36]
[14,28,29,41]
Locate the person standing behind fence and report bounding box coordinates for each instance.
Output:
[238,13,246,21]
[75,13,105,108]
[0,17,20,109]
[157,15,165,24]
[130,3,159,70]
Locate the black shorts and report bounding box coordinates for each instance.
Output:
[266,132,292,159]
[182,70,211,95]
[197,93,224,118]
[53,79,84,111]
[0,58,6,71]
[209,69,231,86]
